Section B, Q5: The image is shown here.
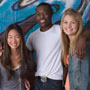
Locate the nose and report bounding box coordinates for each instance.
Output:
[68,23,72,28]
[40,14,44,19]
[12,37,16,43]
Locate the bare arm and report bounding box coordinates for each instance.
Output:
[75,30,90,59]
[24,79,30,90]
[81,30,90,40]
[0,41,3,57]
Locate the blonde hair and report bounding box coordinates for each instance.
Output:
[61,8,83,67]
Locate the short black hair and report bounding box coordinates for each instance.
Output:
[36,2,53,15]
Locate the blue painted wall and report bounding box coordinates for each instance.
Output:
[0,0,90,41]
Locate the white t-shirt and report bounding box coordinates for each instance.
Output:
[26,24,63,80]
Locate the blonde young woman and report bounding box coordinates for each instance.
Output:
[61,8,90,90]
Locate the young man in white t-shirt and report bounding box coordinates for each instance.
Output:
[26,3,64,90]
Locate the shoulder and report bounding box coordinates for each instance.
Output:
[52,24,61,34]
[27,29,40,41]
[31,28,40,35]
[28,29,40,39]
[53,24,61,31]
[53,24,60,29]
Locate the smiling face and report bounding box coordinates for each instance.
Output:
[7,29,21,50]
[36,4,53,31]
[62,15,79,38]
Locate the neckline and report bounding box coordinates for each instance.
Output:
[39,25,54,33]
[12,65,21,71]
[40,24,53,32]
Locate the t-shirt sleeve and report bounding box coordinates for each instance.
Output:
[26,34,33,51]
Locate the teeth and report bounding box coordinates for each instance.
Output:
[11,44,17,46]
[67,29,72,31]
[40,20,45,23]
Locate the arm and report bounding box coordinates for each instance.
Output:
[25,48,35,90]
[0,40,3,56]
[24,79,30,90]
[81,29,90,40]
[75,30,90,59]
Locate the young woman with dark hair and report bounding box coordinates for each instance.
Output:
[0,24,35,90]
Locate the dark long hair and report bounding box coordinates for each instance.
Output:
[1,24,31,80]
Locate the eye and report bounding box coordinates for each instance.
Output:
[44,12,48,15]
[8,36,12,39]
[36,13,40,16]
[63,21,68,24]
[15,35,20,38]
[71,21,76,24]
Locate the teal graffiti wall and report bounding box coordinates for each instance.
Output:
[0,0,90,41]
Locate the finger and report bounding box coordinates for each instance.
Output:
[80,50,86,60]
[26,87,30,90]
[75,49,86,60]
[75,49,79,58]
[0,46,2,51]
[25,80,30,89]
[78,50,86,60]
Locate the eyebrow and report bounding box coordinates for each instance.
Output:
[8,34,20,36]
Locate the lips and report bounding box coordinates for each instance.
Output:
[40,20,46,23]
[12,44,17,46]
[65,27,73,31]
[67,29,72,31]
[10,43,18,46]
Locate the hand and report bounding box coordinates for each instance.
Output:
[0,43,3,56]
[24,79,30,90]
[75,36,86,60]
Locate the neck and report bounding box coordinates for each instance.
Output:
[11,49,19,55]
[11,50,21,69]
[40,24,53,32]
[69,36,76,44]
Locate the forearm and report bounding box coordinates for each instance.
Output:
[81,30,90,41]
